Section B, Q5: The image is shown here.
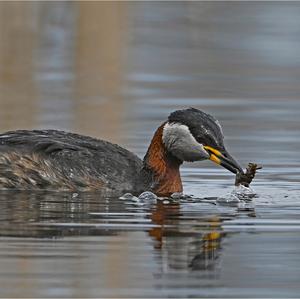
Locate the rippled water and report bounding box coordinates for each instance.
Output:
[0,2,300,298]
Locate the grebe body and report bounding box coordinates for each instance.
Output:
[0,108,243,196]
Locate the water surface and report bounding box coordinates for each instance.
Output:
[0,2,300,298]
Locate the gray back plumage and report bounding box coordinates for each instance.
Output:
[0,130,143,193]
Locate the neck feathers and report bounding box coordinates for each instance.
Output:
[143,123,182,196]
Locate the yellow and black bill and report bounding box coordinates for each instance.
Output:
[203,146,244,174]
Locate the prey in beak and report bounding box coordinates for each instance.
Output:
[204,146,244,174]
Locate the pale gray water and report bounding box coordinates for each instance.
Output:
[0,2,300,298]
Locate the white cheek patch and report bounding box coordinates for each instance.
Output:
[162,122,209,162]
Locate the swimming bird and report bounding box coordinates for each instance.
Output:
[0,108,242,196]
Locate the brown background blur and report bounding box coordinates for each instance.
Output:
[0,1,299,159]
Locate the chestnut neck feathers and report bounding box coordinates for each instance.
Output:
[142,123,183,196]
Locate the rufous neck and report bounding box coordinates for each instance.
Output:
[143,123,182,196]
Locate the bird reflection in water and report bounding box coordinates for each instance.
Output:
[148,202,224,272]
[188,219,223,271]
[148,202,256,273]
[0,191,119,238]
[0,190,256,275]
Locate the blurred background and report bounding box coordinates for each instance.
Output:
[1,2,300,165]
[1,2,300,298]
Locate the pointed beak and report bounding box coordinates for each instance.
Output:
[203,146,244,174]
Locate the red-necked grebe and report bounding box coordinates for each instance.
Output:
[0,108,243,196]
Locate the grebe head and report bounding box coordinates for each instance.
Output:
[162,108,243,174]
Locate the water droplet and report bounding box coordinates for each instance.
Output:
[138,191,157,203]
[216,185,257,206]
[72,193,79,198]
[119,193,134,200]
[233,185,256,200]
[216,195,240,206]
[171,192,183,199]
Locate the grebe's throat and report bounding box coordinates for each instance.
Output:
[143,123,183,196]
